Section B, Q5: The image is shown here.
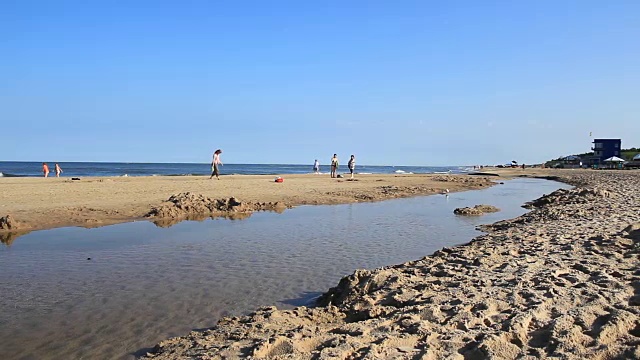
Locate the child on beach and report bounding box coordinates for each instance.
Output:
[210,150,223,180]
[313,159,320,174]
[348,155,356,179]
[42,163,49,177]
[55,163,63,177]
[330,154,339,178]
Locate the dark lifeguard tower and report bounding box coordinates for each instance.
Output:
[589,139,622,166]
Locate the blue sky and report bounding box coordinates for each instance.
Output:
[1,1,638,165]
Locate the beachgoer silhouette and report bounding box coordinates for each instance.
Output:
[313,159,320,174]
[210,150,223,180]
[348,155,356,179]
[42,163,49,178]
[55,163,63,177]
[330,154,339,178]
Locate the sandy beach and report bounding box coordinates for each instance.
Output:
[0,173,495,241]
[143,170,640,359]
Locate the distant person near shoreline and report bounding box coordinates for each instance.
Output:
[55,163,63,177]
[330,154,339,178]
[348,155,356,179]
[313,159,320,174]
[210,149,223,180]
[42,163,49,178]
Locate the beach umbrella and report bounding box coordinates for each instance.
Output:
[603,156,625,162]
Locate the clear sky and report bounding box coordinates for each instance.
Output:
[1,1,638,166]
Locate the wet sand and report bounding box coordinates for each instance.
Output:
[0,173,496,237]
[144,170,640,359]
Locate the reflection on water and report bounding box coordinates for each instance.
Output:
[150,211,256,228]
[0,179,570,359]
[0,231,30,246]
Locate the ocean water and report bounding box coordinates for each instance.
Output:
[0,178,570,359]
[0,161,470,178]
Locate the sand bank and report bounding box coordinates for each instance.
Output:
[144,170,640,359]
[0,174,495,240]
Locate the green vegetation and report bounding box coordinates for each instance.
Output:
[622,148,640,160]
[544,148,639,168]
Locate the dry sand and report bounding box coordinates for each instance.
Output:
[0,173,494,243]
[143,170,640,359]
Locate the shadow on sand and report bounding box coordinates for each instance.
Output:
[280,291,325,307]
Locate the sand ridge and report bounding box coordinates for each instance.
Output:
[454,204,500,216]
[143,171,640,359]
[0,173,494,240]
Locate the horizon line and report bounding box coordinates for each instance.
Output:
[0,160,483,167]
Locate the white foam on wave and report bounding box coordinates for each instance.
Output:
[394,170,406,174]
[0,172,3,177]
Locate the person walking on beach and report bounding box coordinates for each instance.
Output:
[210,149,223,180]
[313,159,320,174]
[348,155,356,179]
[330,154,339,178]
[55,163,63,177]
[42,163,50,178]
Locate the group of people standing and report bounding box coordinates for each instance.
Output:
[42,163,62,177]
[315,154,356,179]
[210,149,356,180]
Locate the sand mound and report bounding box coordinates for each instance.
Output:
[524,187,612,209]
[146,192,288,221]
[0,215,20,230]
[0,215,26,246]
[143,172,640,360]
[454,204,500,216]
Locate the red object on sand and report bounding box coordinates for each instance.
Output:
[275,177,284,183]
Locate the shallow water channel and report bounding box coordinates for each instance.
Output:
[0,178,570,359]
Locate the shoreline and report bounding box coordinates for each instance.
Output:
[0,173,498,241]
[143,170,640,359]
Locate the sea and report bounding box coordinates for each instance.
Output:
[0,161,471,178]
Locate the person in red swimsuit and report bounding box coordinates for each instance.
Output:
[42,163,50,178]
